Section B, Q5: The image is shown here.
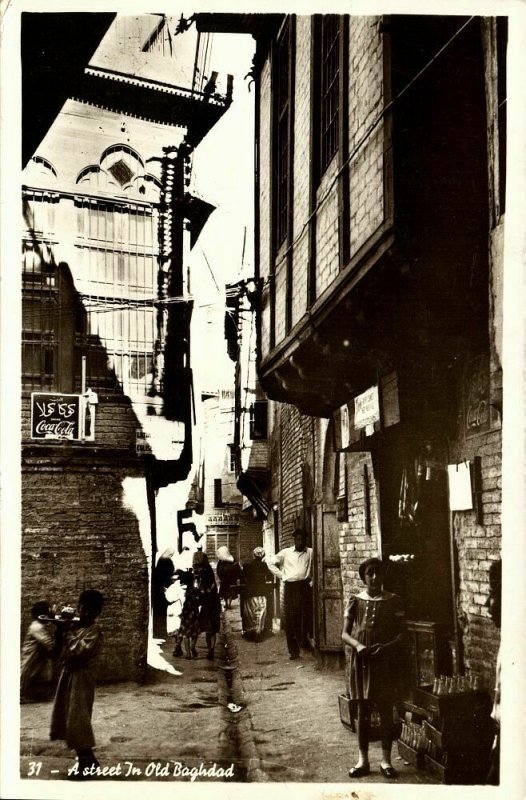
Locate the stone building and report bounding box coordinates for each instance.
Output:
[195,13,508,686]
[21,14,232,680]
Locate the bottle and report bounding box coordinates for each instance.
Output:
[432,676,439,694]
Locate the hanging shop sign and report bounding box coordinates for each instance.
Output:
[447,461,473,511]
[354,385,380,430]
[464,356,490,437]
[31,393,82,441]
[205,513,239,527]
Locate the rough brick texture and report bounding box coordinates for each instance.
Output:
[348,17,385,255]
[21,463,149,682]
[259,59,272,357]
[22,396,140,452]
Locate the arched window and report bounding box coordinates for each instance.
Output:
[100,144,145,188]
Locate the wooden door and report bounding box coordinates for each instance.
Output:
[315,503,344,651]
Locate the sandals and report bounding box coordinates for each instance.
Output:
[380,765,398,779]
[348,765,370,778]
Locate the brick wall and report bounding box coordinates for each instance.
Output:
[348,17,385,255]
[291,16,312,327]
[238,512,264,566]
[21,462,149,682]
[278,403,314,548]
[258,15,388,361]
[259,59,272,357]
[22,396,141,452]
[448,358,502,685]
[315,158,340,298]
[339,451,382,607]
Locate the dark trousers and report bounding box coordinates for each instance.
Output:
[284,580,311,657]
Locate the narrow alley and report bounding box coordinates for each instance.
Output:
[19,602,438,785]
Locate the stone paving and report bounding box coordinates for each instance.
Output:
[223,606,440,785]
[19,635,241,783]
[18,604,439,786]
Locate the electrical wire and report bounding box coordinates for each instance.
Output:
[198,242,221,293]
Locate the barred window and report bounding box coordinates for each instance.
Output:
[319,16,340,176]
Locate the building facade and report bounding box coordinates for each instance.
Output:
[21,14,232,680]
[196,13,507,686]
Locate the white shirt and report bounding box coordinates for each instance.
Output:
[267,546,313,583]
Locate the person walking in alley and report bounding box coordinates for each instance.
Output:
[216,546,243,609]
[342,557,406,780]
[20,601,57,702]
[267,528,313,660]
[194,551,221,661]
[240,547,274,641]
[50,589,104,778]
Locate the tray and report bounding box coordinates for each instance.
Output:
[413,686,491,718]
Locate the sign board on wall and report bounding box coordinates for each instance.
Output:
[354,385,380,429]
[31,393,81,440]
[136,430,153,454]
[464,356,490,437]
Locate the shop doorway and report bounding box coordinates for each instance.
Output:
[375,437,454,630]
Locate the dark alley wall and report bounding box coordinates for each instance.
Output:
[21,461,149,682]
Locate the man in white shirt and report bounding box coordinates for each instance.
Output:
[266,528,313,660]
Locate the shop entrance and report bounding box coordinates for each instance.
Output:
[375,436,454,631]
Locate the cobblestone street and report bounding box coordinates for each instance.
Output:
[19,604,438,786]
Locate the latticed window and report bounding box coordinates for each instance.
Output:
[74,198,158,396]
[276,20,293,247]
[320,15,340,175]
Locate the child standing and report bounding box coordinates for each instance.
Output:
[342,557,406,780]
[50,589,104,777]
[20,601,56,702]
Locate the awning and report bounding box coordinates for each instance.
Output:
[236,471,270,519]
[183,193,216,249]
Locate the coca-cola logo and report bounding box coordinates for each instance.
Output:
[31,393,80,440]
[35,420,77,437]
[466,400,488,429]
[464,357,490,436]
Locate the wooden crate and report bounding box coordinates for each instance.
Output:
[397,740,426,769]
[413,686,491,719]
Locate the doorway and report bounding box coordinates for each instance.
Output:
[375,436,454,630]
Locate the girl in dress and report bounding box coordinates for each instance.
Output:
[342,557,406,780]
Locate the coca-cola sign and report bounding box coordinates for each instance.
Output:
[31,393,81,441]
[464,356,490,438]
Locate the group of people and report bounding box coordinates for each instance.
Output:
[164,544,276,660]
[20,534,502,784]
